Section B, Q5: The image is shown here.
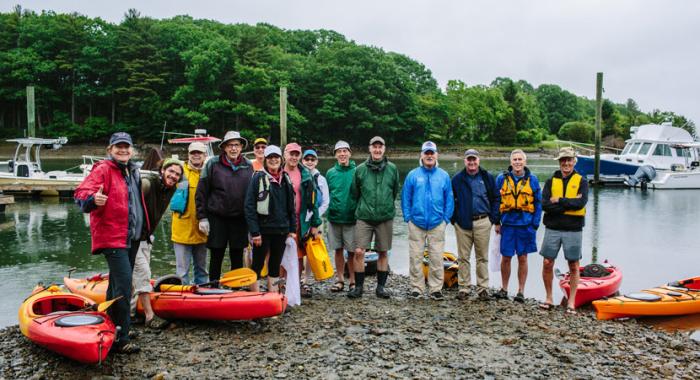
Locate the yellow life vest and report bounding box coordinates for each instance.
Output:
[499,174,535,213]
[550,173,586,216]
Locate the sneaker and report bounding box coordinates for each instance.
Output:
[429,292,445,301]
[127,329,140,339]
[456,291,469,301]
[514,292,525,303]
[495,288,508,300]
[408,291,422,299]
[145,315,170,330]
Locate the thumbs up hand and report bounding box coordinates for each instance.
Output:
[94,185,108,207]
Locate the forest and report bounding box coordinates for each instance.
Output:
[0,6,694,146]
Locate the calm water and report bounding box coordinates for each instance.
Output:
[1,158,698,340]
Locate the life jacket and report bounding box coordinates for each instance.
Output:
[499,173,535,213]
[256,171,292,216]
[551,173,586,216]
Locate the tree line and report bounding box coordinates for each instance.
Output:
[0,6,694,146]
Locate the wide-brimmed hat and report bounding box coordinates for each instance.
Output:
[219,131,248,149]
[555,147,576,160]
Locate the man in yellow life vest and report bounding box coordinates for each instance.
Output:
[494,149,542,303]
[539,147,588,314]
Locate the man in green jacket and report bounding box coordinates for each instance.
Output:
[326,140,358,293]
[348,136,399,299]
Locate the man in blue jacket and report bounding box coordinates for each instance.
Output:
[495,149,542,303]
[402,141,454,300]
[451,149,500,301]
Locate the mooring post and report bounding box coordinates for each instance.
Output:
[280,87,287,147]
[26,86,35,138]
[593,73,603,185]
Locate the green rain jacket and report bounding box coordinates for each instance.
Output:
[298,164,322,237]
[351,157,399,223]
[325,161,358,224]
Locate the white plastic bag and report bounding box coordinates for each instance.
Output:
[488,228,501,272]
[281,237,301,307]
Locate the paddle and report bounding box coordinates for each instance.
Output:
[159,268,257,292]
[96,296,122,313]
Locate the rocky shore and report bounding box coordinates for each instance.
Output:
[2,275,698,379]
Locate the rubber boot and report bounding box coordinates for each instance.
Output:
[376,271,390,299]
[347,272,365,299]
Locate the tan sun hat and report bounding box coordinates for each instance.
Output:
[555,147,576,160]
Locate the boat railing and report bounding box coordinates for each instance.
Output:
[554,140,622,155]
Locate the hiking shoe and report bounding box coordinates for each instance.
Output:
[477,289,491,301]
[408,291,422,299]
[495,288,508,300]
[429,292,445,301]
[114,342,140,354]
[127,329,140,339]
[347,287,363,299]
[456,291,469,301]
[514,292,525,303]
[145,315,170,330]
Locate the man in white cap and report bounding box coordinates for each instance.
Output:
[196,131,253,286]
[171,142,209,285]
[325,140,358,293]
[539,147,588,314]
[401,141,454,300]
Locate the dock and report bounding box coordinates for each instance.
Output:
[0,193,14,212]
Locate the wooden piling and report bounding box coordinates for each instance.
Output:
[280,87,287,147]
[594,73,603,185]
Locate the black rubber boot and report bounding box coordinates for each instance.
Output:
[347,272,365,299]
[375,271,390,299]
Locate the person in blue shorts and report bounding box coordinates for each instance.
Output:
[495,149,542,303]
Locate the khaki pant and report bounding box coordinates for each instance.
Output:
[408,221,446,293]
[455,218,491,291]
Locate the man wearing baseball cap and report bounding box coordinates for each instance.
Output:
[171,142,209,286]
[252,137,268,171]
[348,136,399,299]
[401,141,454,300]
[284,142,321,297]
[325,140,358,293]
[451,148,500,301]
[196,131,253,286]
[539,147,587,314]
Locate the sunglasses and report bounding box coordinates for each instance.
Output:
[303,157,317,161]
[254,145,267,150]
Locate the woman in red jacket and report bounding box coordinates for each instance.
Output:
[74,132,146,354]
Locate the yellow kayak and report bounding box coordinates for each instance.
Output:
[422,251,459,288]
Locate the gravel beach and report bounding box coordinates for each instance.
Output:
[2,275,698,379]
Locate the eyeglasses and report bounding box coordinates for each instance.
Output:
[254,145,267,150]
[225,143,242,148]
[303,157,317,161]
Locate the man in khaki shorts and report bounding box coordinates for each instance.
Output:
[348,136,400,299]
[451,149,500,300]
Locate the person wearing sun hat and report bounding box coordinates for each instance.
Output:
[245,145,297,293]
[196,131,254,286]
[539,146,587,314]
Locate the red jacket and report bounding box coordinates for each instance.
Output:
[74,160,149,254]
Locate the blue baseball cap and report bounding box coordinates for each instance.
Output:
[303,149,318,159]
[421,141,437,153]
[109,132,133,146]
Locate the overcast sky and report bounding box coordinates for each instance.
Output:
[6,0,700,128]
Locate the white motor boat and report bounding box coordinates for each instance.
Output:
[0,137,86,194]
[625,143,700,189]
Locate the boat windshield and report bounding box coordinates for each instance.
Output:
[621,143,632,155]
[638,142,652,155]
[627,142,642,154]
[653,144,673,157]
[674,147,689,158]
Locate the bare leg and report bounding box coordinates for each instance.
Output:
[347,251,355,285]
[138,293,154,322]
[542,258,555,305]
[377,251,389,272]
[250,281,259,292]
[517,255,528,294]
[353,248,365,274]
[567,260,580,309]
[334,249,345,283]
[500,255,512,291]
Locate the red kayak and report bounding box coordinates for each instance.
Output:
[65,275,287,321]
[558,263,623,308]
[18,285,116,364]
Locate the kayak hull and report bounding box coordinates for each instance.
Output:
[422,252,459,289]
[65,276,287,321]
[559,266,623,308]
[18,285,116,364]
[593,277,700,320]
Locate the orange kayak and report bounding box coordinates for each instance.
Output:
[64,275,287,321]
[593,276,700,320]
[18,285,116,364]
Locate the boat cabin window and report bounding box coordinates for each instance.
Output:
[621,144,632,155]
[638,143,652,155]
[652,144,672,157]
[674,148,689,158]
[628,142,642,154]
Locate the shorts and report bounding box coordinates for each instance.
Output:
[354,219,393,252]
[539,228,582,262]
[132,240,153,295]
[206,215,249,250]
[500,225,538,257]
[328,222,356,251]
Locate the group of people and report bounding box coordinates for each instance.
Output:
[75,130,588,354]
